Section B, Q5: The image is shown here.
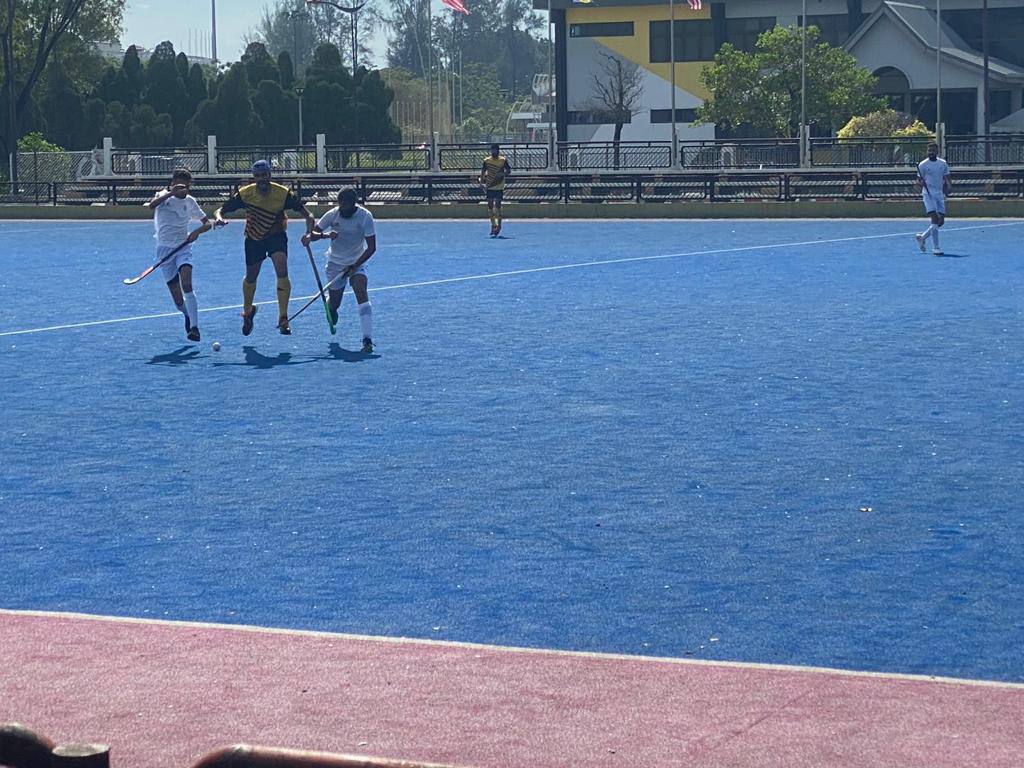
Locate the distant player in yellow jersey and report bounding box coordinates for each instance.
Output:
[214,160,316,335]
[479,143,511,237]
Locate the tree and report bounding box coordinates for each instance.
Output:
[697,25,885,137]
[145,42,188,143]
[588,52,643,167]
[1,0,125,179]
[241,42,280,89]
[183,64,263,145]
[39,61,86,149]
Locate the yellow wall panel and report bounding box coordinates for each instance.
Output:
[566,4,712,98]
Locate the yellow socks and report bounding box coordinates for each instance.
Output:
[276,276,291,321]
[242,279,257,314]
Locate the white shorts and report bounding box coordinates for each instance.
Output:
[325,261,367,291]
[923,191,946,216]
[155,243,194,283]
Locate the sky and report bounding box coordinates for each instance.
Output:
[121,0,388,65]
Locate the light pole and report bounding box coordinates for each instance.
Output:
[670,0,677,166]
[936,0,942,140]
[296,86,305,146]
[800,0,807,166]
[211,0,219,64]
[307,0,367,142]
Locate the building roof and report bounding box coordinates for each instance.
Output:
[844,1,1024,81]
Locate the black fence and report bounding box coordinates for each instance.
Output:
[0,182,54,205]
[19,168,1021,207]
[216,146,317,174]
[945,134,1024,166]
[557,141,673,170]
[111,148,209,175]
[679,139,800,169]
[438,143,549,171]
[809,137,929,167]
[326,144,431,172]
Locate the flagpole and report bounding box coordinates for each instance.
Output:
[670,0,677,166]
[548,0,554,162]
[427,0,435,155]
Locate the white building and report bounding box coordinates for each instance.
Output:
[536,0,1024,140]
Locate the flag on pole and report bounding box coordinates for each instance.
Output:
[441,0,470,14]
[688,0,701,8]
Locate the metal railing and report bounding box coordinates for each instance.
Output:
[14,168,1015,208]
[112,147,208,175]
[0,182,53,205]
[216,146,317,175]
[438,143,549,171]
[557,141,673,170]
[945,134,1024,166]
[679,139,800,169]
[325,144,430,172]
[809,137,930,167]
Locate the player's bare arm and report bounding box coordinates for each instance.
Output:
[187,217,213,243]
[147,184,187,209]
[349,235,377,272]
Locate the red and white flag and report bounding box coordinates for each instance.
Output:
[688,0,702,9]
[441,0,470,14]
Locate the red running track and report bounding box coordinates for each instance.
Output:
[2,610,1023,768]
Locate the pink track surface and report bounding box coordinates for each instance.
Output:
[2,610,1023,768]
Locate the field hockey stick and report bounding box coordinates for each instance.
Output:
[122,239,190,285]
[304,241,336,335]
[287,264,352,325]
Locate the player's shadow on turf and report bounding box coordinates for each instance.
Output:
[934,252,969,258]
[211,346,316,370]
[321,342,379,363]
[147,346,201,366]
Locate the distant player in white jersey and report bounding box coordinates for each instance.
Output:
[146,168,212,341]
[302,187,377,353]
[915,142,951,256]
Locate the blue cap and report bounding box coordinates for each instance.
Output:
[251,159,271,174]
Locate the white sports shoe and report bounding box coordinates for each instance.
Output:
[915,234,927,252]
[932,248,944,256]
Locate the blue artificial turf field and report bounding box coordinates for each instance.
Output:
[1,218,1022,682]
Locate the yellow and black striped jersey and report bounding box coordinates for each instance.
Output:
[221,182,306,241]
[481,155,511,191]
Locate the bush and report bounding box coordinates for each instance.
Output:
[838,109,933,140]
[17,132,66,152]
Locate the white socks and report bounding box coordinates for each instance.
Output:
[183,291,199,328]
[358,301,372,340]
[931,227,940,248]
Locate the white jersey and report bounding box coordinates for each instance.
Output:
[153,192,206,247]
[317,205,376,267]
[917,157,949,198]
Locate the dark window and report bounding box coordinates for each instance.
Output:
[724,17,776,52]
[650,19,716,63]
[569,22,634,38]
[945,9,1024,68]
[911,89,977,134]
[568,110,632,125]
[797,14,850,47]
[990,90,1012,123]
[650,108,699,123]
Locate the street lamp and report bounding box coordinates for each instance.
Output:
[306,0,367,142]
[296,86,305,146]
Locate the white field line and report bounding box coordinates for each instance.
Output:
[2,221,1021,339]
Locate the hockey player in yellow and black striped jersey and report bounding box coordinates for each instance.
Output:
[479,143,511,237]
[214,159,316,335]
